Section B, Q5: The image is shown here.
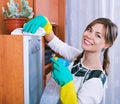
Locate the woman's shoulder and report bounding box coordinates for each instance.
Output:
[83,69,106,86]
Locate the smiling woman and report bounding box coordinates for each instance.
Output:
[66,0,120,103]
[23,14,118,103]
[47,17,118,104]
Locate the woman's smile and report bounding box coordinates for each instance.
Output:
[83,39,94,46]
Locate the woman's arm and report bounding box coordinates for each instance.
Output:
[45,31,81,61]
[44,31,55,43]
[23,16,81,61]
[60,81,78,104]
[51,58,78,104]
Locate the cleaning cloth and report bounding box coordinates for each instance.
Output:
[11,27,46,36]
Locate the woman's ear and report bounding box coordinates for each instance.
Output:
[104,43,111,49]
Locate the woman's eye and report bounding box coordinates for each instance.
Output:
[96,34,101,38]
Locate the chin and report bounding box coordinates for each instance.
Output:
[81,44,88,50]
[81,44,92,52]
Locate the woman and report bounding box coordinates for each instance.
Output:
[23,16,118,104]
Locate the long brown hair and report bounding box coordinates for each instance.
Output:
[77,18,118,75]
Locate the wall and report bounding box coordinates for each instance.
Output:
[34,0,58,23]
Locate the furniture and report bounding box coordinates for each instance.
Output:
[0,35,45,104]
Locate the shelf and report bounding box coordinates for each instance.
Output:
[44,63,53,75]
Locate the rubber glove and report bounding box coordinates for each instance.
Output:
[51,57,78,104]
[54,57,70,67]
[23,15,52,34]
[51,57,73,86]
[60,81,78,104]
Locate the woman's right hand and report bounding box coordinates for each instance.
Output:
[23,15,52,34]
[51,57,73,86]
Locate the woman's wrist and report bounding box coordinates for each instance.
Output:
[44,31,55,43]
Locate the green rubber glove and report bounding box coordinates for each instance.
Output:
[23,15,52,34]
[51,57,73,86]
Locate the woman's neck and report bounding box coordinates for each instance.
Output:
[82,51,103,70]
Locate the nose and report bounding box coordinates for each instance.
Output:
[87,32,94,39]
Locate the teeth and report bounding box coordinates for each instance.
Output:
[84,39,93,45]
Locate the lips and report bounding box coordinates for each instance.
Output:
[84,39,93,45]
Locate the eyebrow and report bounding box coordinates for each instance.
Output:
[91,26,103,35]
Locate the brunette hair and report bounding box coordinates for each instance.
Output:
[77,18,118,75]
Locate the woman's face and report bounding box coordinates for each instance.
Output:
[81,23,108,53]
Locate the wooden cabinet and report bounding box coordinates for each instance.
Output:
[0,0,65,103]
[0,35,45,104]
[0,35,24,104]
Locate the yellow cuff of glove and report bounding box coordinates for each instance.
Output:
[44,23,52,34]
[44,17,52,34]
[60,81,78,104]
